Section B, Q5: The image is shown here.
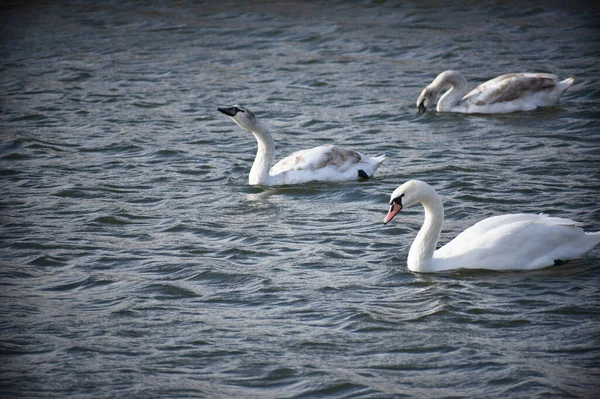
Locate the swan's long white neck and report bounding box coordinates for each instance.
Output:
[407,191,444,272]
[248,121,275,186]
[436,72,468,112]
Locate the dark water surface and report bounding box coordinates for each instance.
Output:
[1,1,600,398]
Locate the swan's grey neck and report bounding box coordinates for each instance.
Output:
[436,72,468,112]
[407,192,444,272]
[248,121,275,186]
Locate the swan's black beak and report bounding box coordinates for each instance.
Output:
[418,100,426,113]
[384,201,402,224]
[218,107,238,117]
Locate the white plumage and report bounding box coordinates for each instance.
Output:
[384,180,600,273]
[218,105,385,186]
[417,71,574,114]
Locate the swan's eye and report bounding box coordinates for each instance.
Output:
[392,194,405,208]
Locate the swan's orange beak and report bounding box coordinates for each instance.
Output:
[384,202,402,224]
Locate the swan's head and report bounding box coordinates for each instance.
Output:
[417,71,462,113]
[384,180,436,224]
[416,86,438,113]
[217,105,259,132]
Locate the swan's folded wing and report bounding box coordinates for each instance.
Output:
[270,145,364,174]
[435,214,577,258]
[434,213,589,270]
[435,214,529,258]
[462,73,558,105]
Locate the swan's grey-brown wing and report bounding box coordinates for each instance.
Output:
[462,73,558,105]
[270,145,363,174]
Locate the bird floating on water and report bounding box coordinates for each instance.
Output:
[217,105,385,186]
[417,70,574,114]
[384,180,600,273]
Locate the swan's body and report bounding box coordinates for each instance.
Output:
[384,180,600,273]
[218,105,385,186]
[417,71,574,114]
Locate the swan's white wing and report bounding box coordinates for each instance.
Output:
[434,214,596,270]
[462,73,558,106]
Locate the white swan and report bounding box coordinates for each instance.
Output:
[384,180,600,273]
[218,105,386,186]
[417,70,574,114]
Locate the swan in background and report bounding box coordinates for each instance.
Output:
[384,180,600,273]
[217,105,386,186]
[417,70,574,113]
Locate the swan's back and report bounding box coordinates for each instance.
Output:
[460,73,574,113]
[269,145,385,184]
[433,214,600,271]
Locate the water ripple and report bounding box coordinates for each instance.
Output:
[1,1,599,398]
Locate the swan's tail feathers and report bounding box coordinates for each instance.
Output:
[372,154,387,165]
[558,77,574,91]
[579,231,600,257]
[537,213,582,227]
[586,231,600,246]
[363,154,386,178]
